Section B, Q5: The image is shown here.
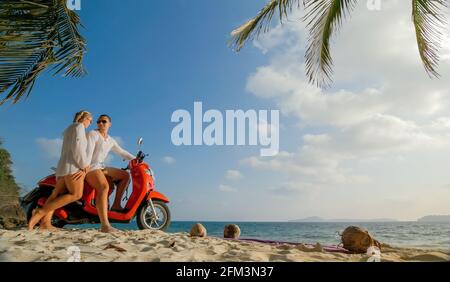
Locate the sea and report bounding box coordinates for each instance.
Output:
[79,221,450,251]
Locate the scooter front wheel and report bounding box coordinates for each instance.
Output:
[136,200,171,231]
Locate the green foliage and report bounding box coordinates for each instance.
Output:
[0,139,20,206]
[0,0,86,105]
[412,0,448,78]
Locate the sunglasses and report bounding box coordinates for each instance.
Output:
[97,120,108,124]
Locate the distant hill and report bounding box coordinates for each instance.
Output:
[289,217,398,222]
[417,215,450,222]
[289,216,325,222]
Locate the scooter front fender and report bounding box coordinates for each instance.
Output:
[146,190,169,203]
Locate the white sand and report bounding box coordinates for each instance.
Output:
[0,228,448,262]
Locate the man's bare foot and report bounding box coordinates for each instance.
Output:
[28,208,46,231]
[100,225,119,233]
[39,224,60,232]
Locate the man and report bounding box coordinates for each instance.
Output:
[86,114,135,213]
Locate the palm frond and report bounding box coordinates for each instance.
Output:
[0,0,86,105]
[303,0,358,87]
[51,2,87,77]
[230,0,302,51]
[412,0,447,78]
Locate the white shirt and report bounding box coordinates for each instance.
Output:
[87,130,135,170]
[55,123,91,177]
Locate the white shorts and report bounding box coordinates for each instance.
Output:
[90,162,106,171]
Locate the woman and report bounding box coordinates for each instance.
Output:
[28,110,93,231]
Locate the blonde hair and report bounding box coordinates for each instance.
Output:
[73,110,92,123]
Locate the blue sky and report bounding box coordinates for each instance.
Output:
[2,0,450,221]
[0,0,297,221]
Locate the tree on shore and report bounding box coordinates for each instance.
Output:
[0,0,86,105]
[0,139,20,206]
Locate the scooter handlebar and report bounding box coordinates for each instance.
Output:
[123,151,148,170]
[136,150,146,162]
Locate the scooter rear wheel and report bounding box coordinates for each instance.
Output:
[136,200,170,231]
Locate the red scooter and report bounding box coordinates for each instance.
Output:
[21,138,171,230]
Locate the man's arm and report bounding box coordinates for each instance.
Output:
[111,139,135,161]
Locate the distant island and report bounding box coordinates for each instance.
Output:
[289,216,398,223]
[417,215,450,222]
[290,215,450,223]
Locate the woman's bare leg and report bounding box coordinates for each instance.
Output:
[28,173,85,231]
[40,178,67,230]
[85,170,118,233]
[104,167,130,211]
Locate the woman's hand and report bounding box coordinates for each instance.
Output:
[72,170,86,181]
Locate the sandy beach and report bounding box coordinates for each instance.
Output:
[0,228,448,262]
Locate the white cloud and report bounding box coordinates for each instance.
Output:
[247,66,390,127]
[225,169,243,180]
[162,156,176,164]
[36,138,62,159]
[219,184,238,193]
[442,31,450,61]
[268,182,313,197]
[241,151,293,172]
[239,1,450,219]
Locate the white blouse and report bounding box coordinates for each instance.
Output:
[87,130,135,170]
[55,123,91,177]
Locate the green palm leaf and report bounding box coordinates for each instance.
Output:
[412,0,447,78]
[232,0,448,87]
[230,0,302,52]
[0,0,86,105]
[304,0,357,86]
[229,0,357,87]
